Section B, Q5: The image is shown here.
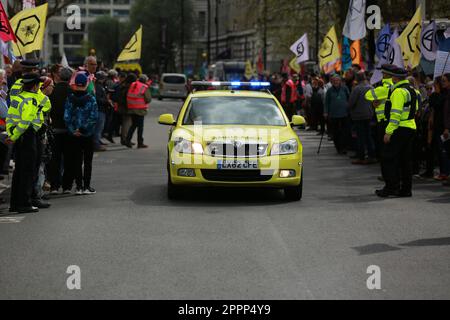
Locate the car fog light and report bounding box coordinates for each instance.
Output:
[280,170,296,178]
[178,169,196,177]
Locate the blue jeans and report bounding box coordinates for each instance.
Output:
[95,111,106,148]
[353,120,376,160]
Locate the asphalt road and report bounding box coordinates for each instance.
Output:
[0,99,449,300]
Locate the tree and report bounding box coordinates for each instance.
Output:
[7,0,73,19]
[89,16,130,67]
[128,0,194,74]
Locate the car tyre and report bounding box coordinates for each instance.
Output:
[167,170,182,200]
[284,168,303,201]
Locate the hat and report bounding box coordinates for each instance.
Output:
[21,73,41,85]
[20,59,40,69]
[381,64,408,78]
[74,73,88,88]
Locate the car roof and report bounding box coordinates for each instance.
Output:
[161,73,186,77]
[189,90,275,99]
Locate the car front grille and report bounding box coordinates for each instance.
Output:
[206,142,268,158]
[201,170,274,182]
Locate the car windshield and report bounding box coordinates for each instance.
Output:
[163,76,186,84]
[183,97,286,126]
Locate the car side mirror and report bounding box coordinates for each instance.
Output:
[291,115,306,127]
[158,114,176,126]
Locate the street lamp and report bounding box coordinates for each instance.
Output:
[180,0,185,73]
[207,0,211,65]
[215,0,221,60]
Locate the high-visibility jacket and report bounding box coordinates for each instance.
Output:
[365,78,393,123]
[6,91,49,142]
[281,79,297,104]
[9,78,47,99]
[385,80,418,135]
[126,81,149,110]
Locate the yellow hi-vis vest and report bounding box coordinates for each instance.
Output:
[365,78,393,123]
[385,80,418,135]
[6,91,50,142]
[9,78,47,99]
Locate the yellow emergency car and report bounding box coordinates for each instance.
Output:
[158,81,305,201]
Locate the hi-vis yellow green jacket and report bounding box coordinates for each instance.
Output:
[6,90,51,142]
[365,78,393,123]
[385,80,418,135]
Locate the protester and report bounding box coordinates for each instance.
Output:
[64,73,98,195]
[349,72,376,165]
[324,74,351,154]
[442,73,450,187]
[310,77,326,135]
[48,67,73,194]
[94,71,110,152]
[281,73,297,121]
[118,73,137,146]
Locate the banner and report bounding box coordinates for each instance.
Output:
[22,0,36,10]
[117,25,142,62]
[0,1,17,43]
[319,26,341,69]
[289,57,301,74]
[421,21,439,62]
[375,24,392,59]
[396,6,422,68]
[371,28,403,84]
[342,36,352,71]
[351,39,362,66]
[433,31,450,79]
[10,3,48,56]
[290,33,309,64]
[342,0,367,41]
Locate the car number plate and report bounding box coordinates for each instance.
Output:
[217,160,259,170]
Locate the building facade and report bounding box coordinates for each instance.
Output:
[45,0,135,65]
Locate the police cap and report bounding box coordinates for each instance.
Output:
[20,59,40,69]
[21,73,41,85]
[381,64,408,78]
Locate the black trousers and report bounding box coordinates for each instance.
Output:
[382,127,415,193]
[48,133,69,191]
[329,117,351,153]
[377,120,388,179]
[126,114,145,146]
[10,129,38,209]
[63,135,94,190]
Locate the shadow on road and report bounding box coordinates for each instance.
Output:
[130,184,289,207]
[353,237,450,255]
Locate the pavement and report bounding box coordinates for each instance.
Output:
[0,99,449,300]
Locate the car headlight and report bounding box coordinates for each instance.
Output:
[271,139,298,155]
[174,138,204,154]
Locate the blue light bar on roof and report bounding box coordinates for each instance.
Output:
[191,81,271,88]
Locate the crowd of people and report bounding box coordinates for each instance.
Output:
[271,64,450,196]
[0,56,153,214]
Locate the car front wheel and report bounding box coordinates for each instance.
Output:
[284,169,303,201]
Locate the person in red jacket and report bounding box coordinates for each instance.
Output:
[124,74,152,149]
[281,73,297,121]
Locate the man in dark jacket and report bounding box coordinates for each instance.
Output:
[49,67,73,194]
[94,71,111,152]
[349,72,377,164]
[442,73,450,186]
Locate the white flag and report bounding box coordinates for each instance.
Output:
[22,0,35,9]
[290,33,309,64]
[371,28,403,85]
[421,21,439,61]
[342,0,367,41]
[61,52,69,68]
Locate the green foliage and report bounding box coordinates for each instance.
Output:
[129,0,194,73]
[89,16,126,67]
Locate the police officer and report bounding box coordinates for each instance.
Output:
[365,65,394,178]
[376,66,418,198]
[9,60,54,99]
[6,74,49,213]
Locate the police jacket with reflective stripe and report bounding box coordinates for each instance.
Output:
[385,80,418,135]
[6,91,46,142]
